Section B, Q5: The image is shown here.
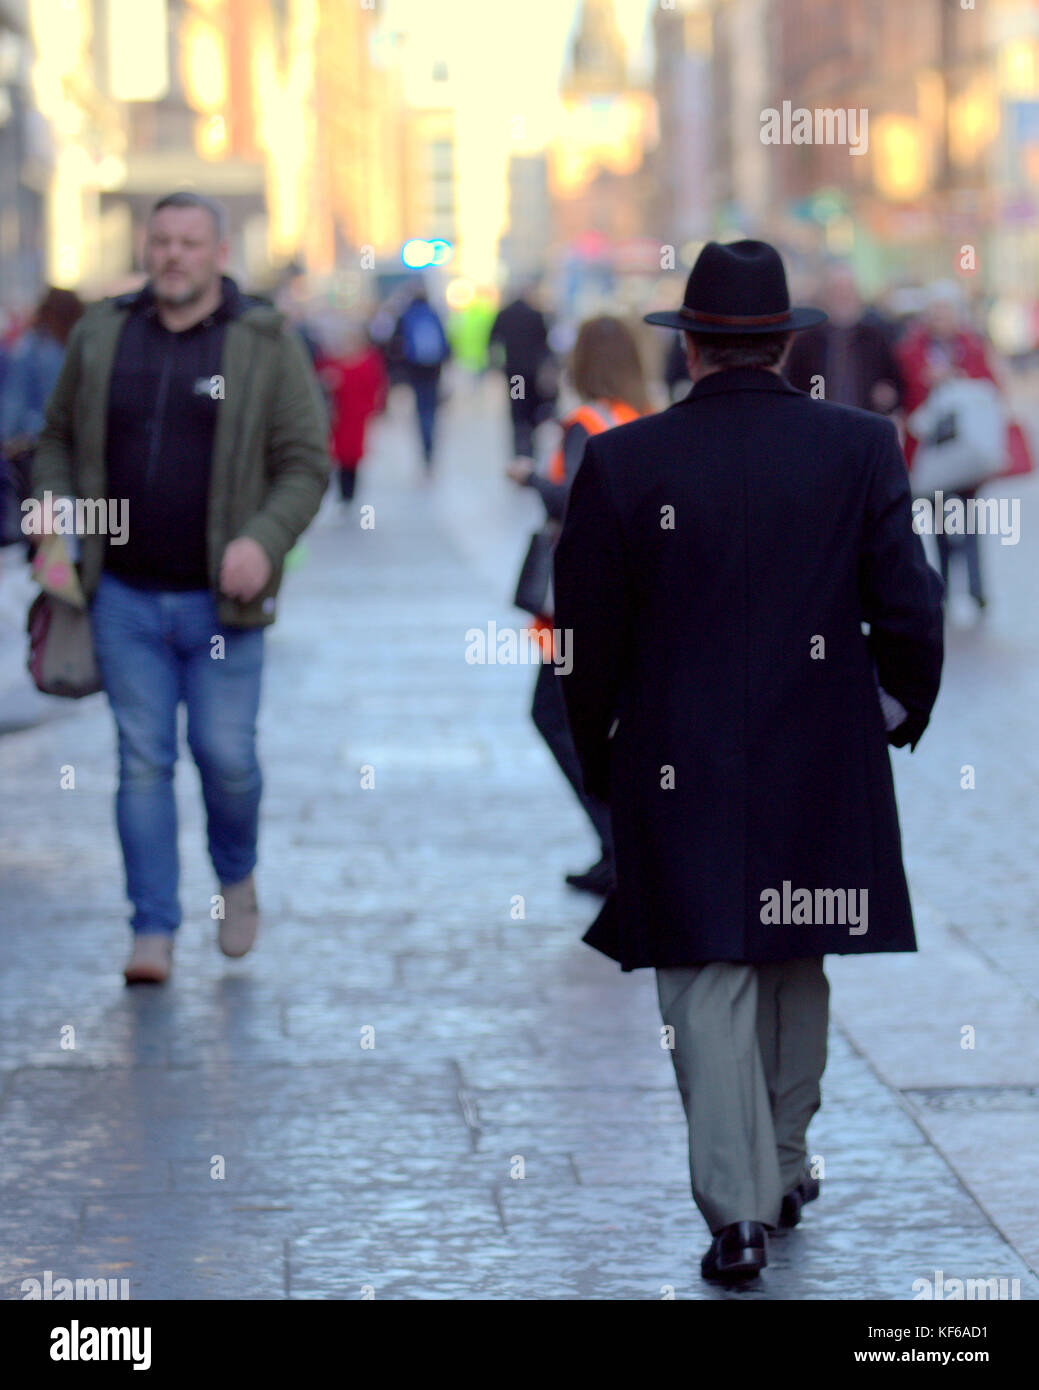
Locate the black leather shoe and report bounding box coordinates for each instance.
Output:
[778,1174,821,1229]
[700,1221,768,1283]
[565,856,615,896]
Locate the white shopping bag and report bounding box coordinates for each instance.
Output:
[908,377,1005,496]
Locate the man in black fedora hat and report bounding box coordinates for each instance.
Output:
[553,240,943,1283]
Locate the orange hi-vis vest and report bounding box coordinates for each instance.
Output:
[546,399,641,485]
[533,398,642,661]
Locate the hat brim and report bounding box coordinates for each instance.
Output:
[643,306,827,334]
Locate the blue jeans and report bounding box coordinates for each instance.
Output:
[408,367,439,465]
[935,489,984,603]
[90,572,264,935]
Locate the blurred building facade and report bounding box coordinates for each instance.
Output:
[650,0,713,255]
[498,153,551,284]
[710,0,773,236]
[0,0,47,311]
[6,0,410,302]
[707,0,1039,299]
[109,0,266,281]
[544,0,659,309]
[5,0,1038,312]
[550,0,657,247]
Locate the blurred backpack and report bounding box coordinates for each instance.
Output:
[402,301,449,368]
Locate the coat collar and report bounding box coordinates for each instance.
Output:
[104,278,283,338]
[113,274,244,323]
[684,366,804,401]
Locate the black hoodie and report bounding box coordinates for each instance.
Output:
[103,275,243,590]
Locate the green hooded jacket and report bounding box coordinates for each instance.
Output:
[32,283,330,628]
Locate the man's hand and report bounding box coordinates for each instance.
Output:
[219,537,272,603]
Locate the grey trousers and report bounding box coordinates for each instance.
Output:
[655,957,829,1234]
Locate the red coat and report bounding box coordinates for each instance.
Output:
[896,327,997,466]
[316,348,386,469]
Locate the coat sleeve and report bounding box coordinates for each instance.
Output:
[858,419,944,749]
[236,327,331,567]
[552,437,633,801]
[30,319,85,502]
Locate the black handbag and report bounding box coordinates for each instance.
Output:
[513,520,560,618]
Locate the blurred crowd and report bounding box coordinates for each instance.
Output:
[2,258,1034,615]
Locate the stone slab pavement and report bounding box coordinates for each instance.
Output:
[0,374,1036,1300]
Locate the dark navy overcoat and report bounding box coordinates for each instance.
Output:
[553,367,944,969]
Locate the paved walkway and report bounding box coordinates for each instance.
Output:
[0,377,1037,1299]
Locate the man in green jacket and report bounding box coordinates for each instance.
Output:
[33,191,329,984]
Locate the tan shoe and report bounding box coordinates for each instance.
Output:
[219,874,259,958]
[124,934,173,985]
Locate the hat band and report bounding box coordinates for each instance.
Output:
[679,306,791,327]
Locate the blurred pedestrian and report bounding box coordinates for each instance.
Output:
[274,267,322,365]
[783,264,902,413]
[508,315,649,898]
[555,241,943,1283]
[1,287,84,513]
[490,285,558,457]
[316,321,386,504]
[391,286,451,471]
[447,290,496,376]
[897,281,1002,610]
[369,295,404,386]
[32,191,329,984]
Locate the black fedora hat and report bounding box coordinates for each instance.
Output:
[644,239,826,335]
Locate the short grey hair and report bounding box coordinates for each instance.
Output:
[687,330,792,370]
[149,191,228,241]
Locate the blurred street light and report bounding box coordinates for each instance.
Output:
[401,237,453,268]
[873,114,930,202]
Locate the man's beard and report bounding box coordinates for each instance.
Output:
[154,275,209,308]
